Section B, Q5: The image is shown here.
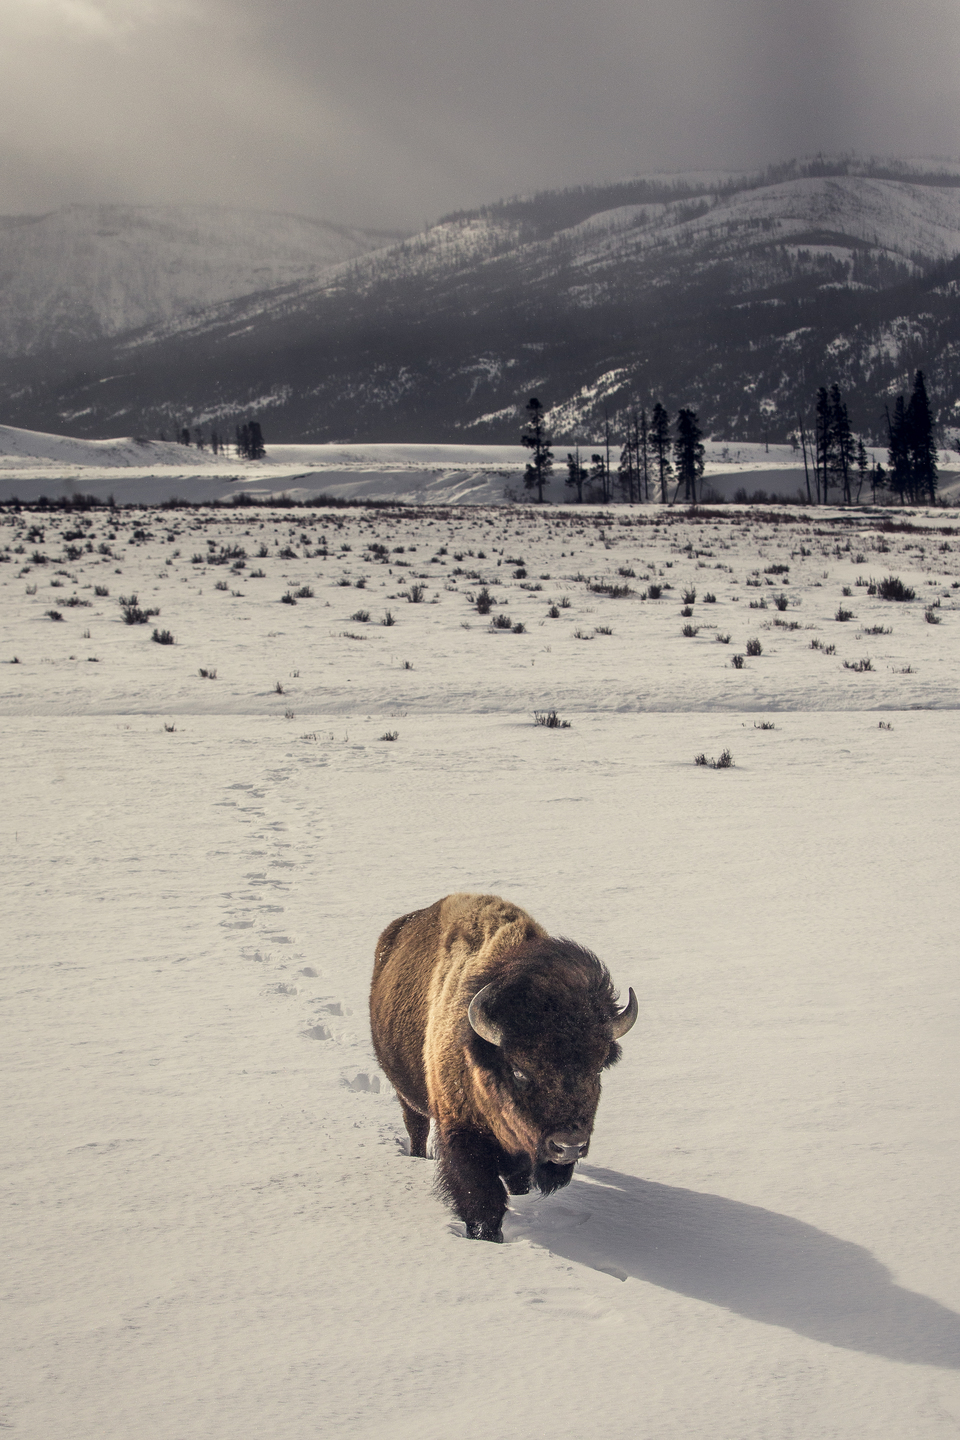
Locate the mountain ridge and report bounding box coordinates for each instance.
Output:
[1,159,959,446]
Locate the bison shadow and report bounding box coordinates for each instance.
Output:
[503,1164,960,1369]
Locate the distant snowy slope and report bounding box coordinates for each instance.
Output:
[559,176,960,271]
[328,171,960,292]
[700,175,960,260]
[0,423,222,470]
[0,205,402,358]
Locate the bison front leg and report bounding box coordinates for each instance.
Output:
[436,1126,508,1242]
[398,1097,431,1158]
[500,1151,533,1195]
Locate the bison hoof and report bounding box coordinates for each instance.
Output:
[466,1221,504,1243]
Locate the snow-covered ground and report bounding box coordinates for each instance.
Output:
[2,422,958,507]
[3,497,960,1439]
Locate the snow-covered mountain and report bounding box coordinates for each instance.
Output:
[0,204,403,358]
[339,167,960,288]
[2,159,960,443]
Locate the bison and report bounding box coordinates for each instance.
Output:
[370,893,637,1242]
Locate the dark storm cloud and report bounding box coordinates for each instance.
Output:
[2,0,959,228]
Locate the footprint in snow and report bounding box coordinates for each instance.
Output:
[516,1286,614,1315]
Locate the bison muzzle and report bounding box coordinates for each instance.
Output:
[370,893,637,1242]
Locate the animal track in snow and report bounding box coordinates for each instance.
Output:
[217,776,375,1090]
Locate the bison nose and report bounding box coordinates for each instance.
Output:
[546,1134,588,1165]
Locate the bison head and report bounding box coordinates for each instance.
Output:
[464,938,637,1189]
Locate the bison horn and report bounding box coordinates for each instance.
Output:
[611,987,638,1039]
[467,984,503,1047]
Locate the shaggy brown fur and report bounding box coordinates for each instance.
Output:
[370,893,633,1242]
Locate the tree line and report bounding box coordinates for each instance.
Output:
[162,421,266,460]
[520,370,939,505]
[794,371,937,506]
[522,397,706,504]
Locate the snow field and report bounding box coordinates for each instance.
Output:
[3,499,960,1439]
[5,422,957,508]
[3,500,960,716]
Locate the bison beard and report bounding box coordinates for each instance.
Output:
[370,893,637,1243]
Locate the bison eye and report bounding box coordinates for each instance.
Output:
[512,1068,529,1085]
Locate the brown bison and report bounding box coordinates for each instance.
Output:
[370,893,637,1242]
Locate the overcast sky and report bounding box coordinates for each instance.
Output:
[3,0,960,231]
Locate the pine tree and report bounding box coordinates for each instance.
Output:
[872,462,886,503]
[815,388,835,503]
[521,397,553,502]
[886,398,911,504]
[248,422,266,461]
[565,448,588,503]
[830,384,854,504]
[906,370,937,505]
[588,454,608,503]
[673,408,705,504]
[650,403,673,503]
[855,437,869,502]
[637,409,651,502]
